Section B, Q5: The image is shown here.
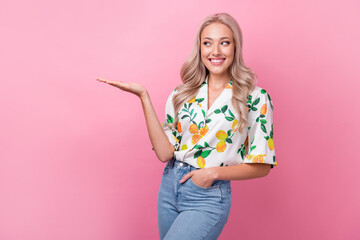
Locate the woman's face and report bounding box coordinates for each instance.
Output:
[200,22,235,79]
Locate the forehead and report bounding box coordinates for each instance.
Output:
[201,22,233,39]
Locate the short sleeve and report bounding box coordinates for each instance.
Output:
[244,89,277,168]
[162,89,180,151]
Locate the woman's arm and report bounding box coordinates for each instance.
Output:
[96,78,174,162]
[140,91,175,162]
[210,163,271,181]
[179,163,271,186]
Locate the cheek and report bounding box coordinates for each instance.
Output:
[201,51,210,64]
[225,50,235,63]
[224,47,234,57]
[201,46,211,56]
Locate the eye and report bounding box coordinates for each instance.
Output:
[222,41,230,45]
[203,42,210,46]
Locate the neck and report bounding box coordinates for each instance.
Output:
[208,73,230,89]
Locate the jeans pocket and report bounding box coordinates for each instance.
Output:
[189,177,221,190]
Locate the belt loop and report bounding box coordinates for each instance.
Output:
[169,157,175,168]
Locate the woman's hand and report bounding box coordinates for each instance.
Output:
[96,77,147,99]
[179,168,217,188]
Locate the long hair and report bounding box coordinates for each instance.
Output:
[172,12,257,134]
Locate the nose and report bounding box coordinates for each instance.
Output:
[212,44,221,56]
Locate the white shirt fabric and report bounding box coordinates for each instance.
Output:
[162,75,277,169]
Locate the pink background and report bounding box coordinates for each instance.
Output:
[1,0,359,239]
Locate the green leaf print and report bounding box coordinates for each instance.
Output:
[226,138,233,144]
[204,142,210,147]
[228,109,235,117]
[227,130,232,136]
[251,107,258,111]
[261,124,267,133]
[194,150,202,158]
[214,109,221,114]
[253,97,260,106]
[260,119,267,124]
[250,146,256,151]
[190,109,194,116]
[237,144,245,159]
[202,109,206,117]
[196,98,205,103]
[266,92,272,100]
[201,150,212,158]
[247,104,251,112]
[205,118,212,124]
[167,114,174,123]
[241,146,245,159]
[225,116,235,121]
[251,135,255,144]
[261,89,267,94]
[198,121,205,127]
[221,105,228,113]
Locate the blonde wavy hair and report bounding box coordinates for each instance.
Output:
[172,12,257,134]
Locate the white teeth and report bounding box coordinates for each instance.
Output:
[210,59,224,62]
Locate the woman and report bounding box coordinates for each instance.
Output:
[97,12,276,240]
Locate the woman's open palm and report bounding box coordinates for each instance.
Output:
[96,78,147,98]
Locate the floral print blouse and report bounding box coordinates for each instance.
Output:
[162,75,277,169]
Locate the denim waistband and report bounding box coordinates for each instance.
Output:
[167,158,231,184]
[167,158,195,170]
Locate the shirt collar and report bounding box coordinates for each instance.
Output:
[195,75,233,118]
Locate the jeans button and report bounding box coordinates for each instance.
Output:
[179,162,184,167]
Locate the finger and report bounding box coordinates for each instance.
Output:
[97,78,115,84]
[96,78,109,83]
[179,172,193,183]
[97,78,126,87]
[97,78,124,83]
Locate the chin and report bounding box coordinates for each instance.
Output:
[207,69,228,76]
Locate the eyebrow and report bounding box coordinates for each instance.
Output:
[203,37,231,40]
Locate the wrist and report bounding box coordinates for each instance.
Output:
[139,90,149,101]
[208,167,220,181]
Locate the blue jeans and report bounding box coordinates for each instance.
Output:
[157,158,232,240]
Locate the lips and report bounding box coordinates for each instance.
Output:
[209,58,226,62]
[208,58,226,66]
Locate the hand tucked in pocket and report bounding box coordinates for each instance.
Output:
[179,168,217,188]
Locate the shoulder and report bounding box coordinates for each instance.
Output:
[248,85,273,102]
[165,87,179,105]
[166,87,178,97]
[247,85,274,115]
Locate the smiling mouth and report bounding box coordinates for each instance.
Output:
[209,58,226,63]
